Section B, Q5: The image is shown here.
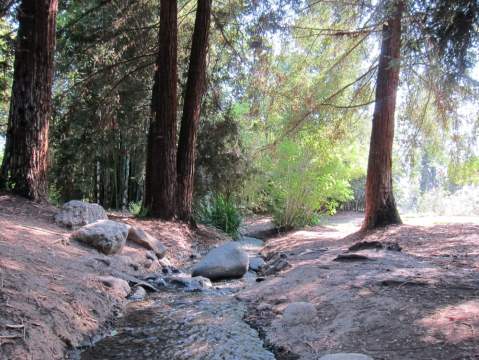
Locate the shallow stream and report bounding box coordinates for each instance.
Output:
[79,239,275,360]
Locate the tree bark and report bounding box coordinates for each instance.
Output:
[362,0,403,230]
[177,0,212,221]
[0,0,58,201]
[143,0,178,219]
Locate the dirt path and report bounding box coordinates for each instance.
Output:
[241,212,479,359]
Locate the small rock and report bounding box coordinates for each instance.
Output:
[257,302,272,311]
[97,276,131,298]
[283,302,317,325]
[249,256,266,272]
[260,255,290,276]
[166,275,212,292]
[318,354,373,360]
[192,242,249,281]
[128,286,147,301]
[71,220,129,255]
[145,251,157,261]
[55,200,107,228]
[115,272,159,292]
[127,227,167,258]
[158,257,172,267]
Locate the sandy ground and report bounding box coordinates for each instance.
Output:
[241,212,479,360]
[0,194,224,360]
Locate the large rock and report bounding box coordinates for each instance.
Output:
[283,302,317,325]
[127,227,167,258]
[192,242,249,281]
[71,220,129,255]
[55,200,107,228]
[318,354,373,360]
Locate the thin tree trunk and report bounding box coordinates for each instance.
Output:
[143,0,178,219]
[0,0,58,201]
[177,0,212,221]
[363,0,403,230]
[122,150,129,210]
[96,160,100,203]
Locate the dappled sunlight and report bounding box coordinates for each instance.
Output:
[418,300,479,344]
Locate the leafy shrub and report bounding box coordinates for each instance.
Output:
[128,201,148,218]
[247,137,360,229]
[196,194,242,239]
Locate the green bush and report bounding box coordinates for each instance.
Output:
[196,194,242,239]
[128,201,148,218]
[246,136,360,229]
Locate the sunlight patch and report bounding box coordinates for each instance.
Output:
[418,300,479,344]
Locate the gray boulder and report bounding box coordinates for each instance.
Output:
[192,242,249,281]
[97,276,131,298]
[71,220,129,255]
[249,256,266,272]
[55,200,107,228]
[319,354,373,360]
[127,227,167,258]
[283,302,317,325]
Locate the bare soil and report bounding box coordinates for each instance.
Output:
[241,212,479,359]
[0,194,224,360]
[2,195,479,360]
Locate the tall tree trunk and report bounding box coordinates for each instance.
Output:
[177,0,212,221]
[143,0,178,219]
[363,1,403,230]
[0,0,58,201]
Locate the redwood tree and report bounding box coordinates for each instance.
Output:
[143,0,178,219]
[177,0,212,221]
[363,1,403,230]
[0,0,58,200]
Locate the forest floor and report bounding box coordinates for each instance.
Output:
[1,194,479,360]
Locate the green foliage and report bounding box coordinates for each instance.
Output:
[195,109,251,198]
[195,194,242,239]
[245,129,364,229]
[448,157,479,186]
[48,185,62,206]
[0,18,14,134]
[128,201,149,218]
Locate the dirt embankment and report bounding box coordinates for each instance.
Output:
[241,213,479,360]
[0,194,224,360]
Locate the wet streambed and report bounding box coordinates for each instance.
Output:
[78,239,275,360]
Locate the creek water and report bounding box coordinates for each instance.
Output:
[79,239,275,360]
